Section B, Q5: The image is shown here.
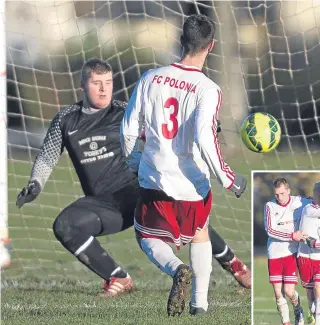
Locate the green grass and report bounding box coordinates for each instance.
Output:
[5,149,320,324]
[254,255,309,325]
[2,271,251,325]
[3,156,251,324]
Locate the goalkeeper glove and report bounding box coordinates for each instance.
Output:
[16,180,41,209]
[306,236,317,248]
[229,174,247,198]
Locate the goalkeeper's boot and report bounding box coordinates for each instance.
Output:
[100,274,134,297]
[220,255,251,289]
[306,310,315,325]
[167,264,193,316]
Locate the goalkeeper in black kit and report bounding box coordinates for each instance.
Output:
[16,58,251,296]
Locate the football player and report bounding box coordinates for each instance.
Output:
[121,14,247,316]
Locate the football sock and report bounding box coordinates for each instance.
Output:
[189,241,212,311]
[208,226,234,263]
[307,288,316,314]
[276,296,290,324]
[307,288,315,313]
[312,302,316,314]
[74,236,124,281]
[140,238,183,277]
[110,266,128,278]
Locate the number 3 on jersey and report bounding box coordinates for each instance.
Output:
[161,97,179,139]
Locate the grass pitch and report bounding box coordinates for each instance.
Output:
[3,157,252,325]
[5,148,319,324]
[2,269,251,325]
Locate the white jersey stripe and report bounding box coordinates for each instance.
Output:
[211,90,235,185]
[134,219,181,245]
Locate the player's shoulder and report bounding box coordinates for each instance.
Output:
[266,198,277,205]
[294,195,313,206]
[304,201,320,211]
[55,102,82,121]
[301,202,320,218]
[265,199,275,209]
[142,66,165,79]
[112,99,128,110]
[200,73,221,90]
[299,195,313,202]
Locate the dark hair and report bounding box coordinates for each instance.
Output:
[273,178,289,189]
[181,14,216,55]
[80,58,112,88]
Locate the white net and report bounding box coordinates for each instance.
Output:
[4,0,320,280]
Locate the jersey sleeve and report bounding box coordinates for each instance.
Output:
[300,204,320,247]
[29,112,65,188]
[305,204,320,218]
[194,87,235,189]
[120,76,145,173]
[264,203,293,241]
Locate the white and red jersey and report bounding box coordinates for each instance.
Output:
[120,62,235,201]
[264,196,312,259]
[298,202,320,260]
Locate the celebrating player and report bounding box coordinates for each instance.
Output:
[16,58,250,297]
[298,182,320,325]
[121,14,247,316]
[264,178,311,325]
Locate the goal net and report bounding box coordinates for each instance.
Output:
[4,0,319,281]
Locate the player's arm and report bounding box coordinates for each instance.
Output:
[264,203,307,241]
[120,76,145,173]
[194,87,246,197]
[301,204,320,248]
[16,112,65,208]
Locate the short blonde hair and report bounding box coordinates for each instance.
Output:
[273,178,289,189]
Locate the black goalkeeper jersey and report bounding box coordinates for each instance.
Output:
[30,100,138,196]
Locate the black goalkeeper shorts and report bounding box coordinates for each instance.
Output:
[56,180,140,236]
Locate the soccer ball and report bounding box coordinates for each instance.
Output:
[240,112,281,153]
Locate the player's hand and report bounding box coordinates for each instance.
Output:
[229,174,247,198]
[306,236,317,248]
[292,230,308,242]
[16,180,41,209]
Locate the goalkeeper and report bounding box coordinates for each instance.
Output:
[16,58,251,297]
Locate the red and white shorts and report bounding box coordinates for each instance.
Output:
[268,254,298,284]
[134,188,212,250]
[297,256,320,288]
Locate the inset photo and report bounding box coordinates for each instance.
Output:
[253,171,320,325]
